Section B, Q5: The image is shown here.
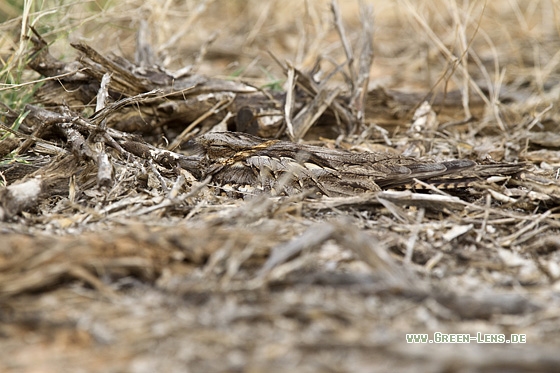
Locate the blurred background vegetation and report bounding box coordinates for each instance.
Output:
[2,1,560,114]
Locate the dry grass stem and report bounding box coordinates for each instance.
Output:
[1,1,559,371]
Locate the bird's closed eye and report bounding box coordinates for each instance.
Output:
[208,144,233,152]
[206,144,236,159]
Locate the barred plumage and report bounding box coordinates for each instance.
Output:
[182,132,522,197]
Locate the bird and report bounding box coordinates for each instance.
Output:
[181,131,522,197]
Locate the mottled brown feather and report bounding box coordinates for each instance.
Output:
[182,132,523,196]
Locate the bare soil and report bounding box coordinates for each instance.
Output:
[1,1,560,372]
